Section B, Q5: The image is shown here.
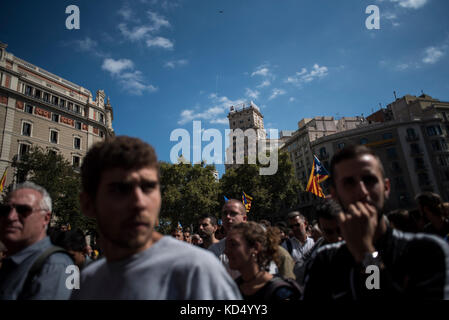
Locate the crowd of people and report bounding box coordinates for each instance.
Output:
[0,136,449,300]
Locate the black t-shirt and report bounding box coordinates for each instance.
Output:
[235,276,300,301]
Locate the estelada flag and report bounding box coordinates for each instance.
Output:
[242,191,253,213]
[306,155,329,198]
[0,167,7,192]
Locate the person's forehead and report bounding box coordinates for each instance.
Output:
[289,216,302,223]
[334,154,382,179]
[10,188,41,205]
[200,218,211,224]
[222,202,244,213]
[101,166,159,184]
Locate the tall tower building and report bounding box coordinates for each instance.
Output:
[0,42,114,187]
[225,101,267,170]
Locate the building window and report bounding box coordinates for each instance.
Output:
[25,85,33,96]
[73,156,80,168]
[410,143,421,155]
[67,102,73,111]
[100,131,104,138]
[99,113,104,123]
[51,96,59,106]
[75,121,81,130]
[383,132,393,140]
[43,92,50,102]
[386,147,397,159]
[22,122,32,136]
[337,142,345,150]
[427,125,442,136]
[74,105,80,113]
[406,128,417,138]
[74,137,81,150]
[34,89,41,99]
[360,138,368,145]
[52,114,59,123]
[59,99,65,108]
[25,104,33,114]
[18,143,30,159]
[50,130,58,144]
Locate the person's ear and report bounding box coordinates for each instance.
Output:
[384,178,391,199]
[80,192,96,218]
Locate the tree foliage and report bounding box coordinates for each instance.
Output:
[158,161,221,233]
[8,146,96,235]
[220,151,302,222]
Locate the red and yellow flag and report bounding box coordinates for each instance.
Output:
[306,155,328,198]
[0,168,7,192]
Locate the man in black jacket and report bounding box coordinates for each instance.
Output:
[303,145,449,299]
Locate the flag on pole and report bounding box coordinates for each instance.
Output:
[0,167,7,192]
[224,195,229,202]
[241,191,253,213]
[306,155,329,198]
[177,221,183,231]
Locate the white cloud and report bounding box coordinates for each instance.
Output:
[178,93,246,125]
[102,58,134,74]
[285,64,328,86]
[289,97,296,102]
[118,10,173,49]
[76,37,97,51]
[245,88,260,100]
[165,59,188,68]
[146,37,174,49]
[390,0,428,9]
[257,80,271,88]
[251,67,270,77]
[148,11,171,31]
[120,71,158,95]
[101,58,157,95]
[396,63,410,70]
[269,88,286,100]
[423,47,445,64]
[118,23,153,41]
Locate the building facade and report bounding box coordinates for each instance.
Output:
[282,93,449,215]
[0,42,114,187]
[225,101,269,170]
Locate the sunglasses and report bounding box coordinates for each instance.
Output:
[0,204,43,217]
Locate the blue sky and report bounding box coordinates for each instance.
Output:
[1,0,448,176]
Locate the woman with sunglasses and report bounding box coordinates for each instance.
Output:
[224,221,301,301]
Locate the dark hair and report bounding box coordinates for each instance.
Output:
[386,209,413,232]
[287,211,306,222]
[316,199,341,221]
[330,145,384,186]
[199,214,218,226]
[52,229,86,252]
[230,221,280,269]
[415,192,447,217]
[81,136,158,198]
[259,219,271,228]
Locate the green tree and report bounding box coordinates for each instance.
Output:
[7,146,96,235]
[219,151,302,222]
[158,161,221,233]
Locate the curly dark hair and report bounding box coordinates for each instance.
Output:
[230,221,280,270]
[81,136,158,198]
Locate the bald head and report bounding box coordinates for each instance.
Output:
[221,199,247,234]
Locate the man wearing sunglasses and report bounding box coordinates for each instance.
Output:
[0,182,73,299]
[282,211,315,263]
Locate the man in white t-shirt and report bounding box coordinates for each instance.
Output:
[71,136,241,300]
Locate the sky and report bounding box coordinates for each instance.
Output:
[1,0,448,177]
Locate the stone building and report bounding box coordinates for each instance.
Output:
[0,42,114,187]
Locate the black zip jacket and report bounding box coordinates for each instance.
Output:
[302,227,449,300]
